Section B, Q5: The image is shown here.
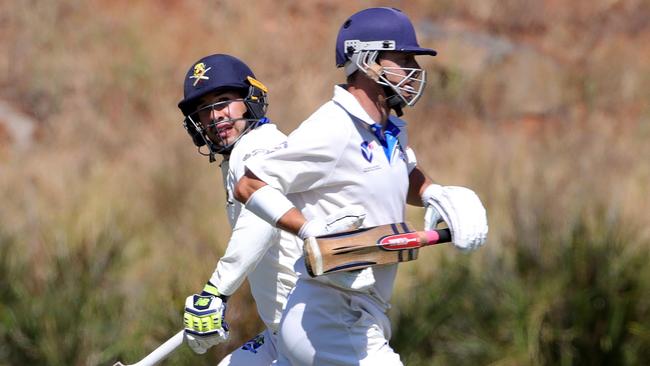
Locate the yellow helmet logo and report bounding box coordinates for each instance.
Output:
[190,62,211,86]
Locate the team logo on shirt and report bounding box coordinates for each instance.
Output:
[360,141,374,162]
[242,141,288,161]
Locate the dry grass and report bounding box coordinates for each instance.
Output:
[1,1,649,365]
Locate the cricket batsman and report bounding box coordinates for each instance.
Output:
[177,53,356,365]
[234,8,488,365]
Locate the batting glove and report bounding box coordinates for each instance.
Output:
[300,205,375,292]
[183,283,229,354]
[298,205,367,240]
[422,184,488,251]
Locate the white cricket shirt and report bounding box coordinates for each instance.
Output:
[245,86,418,304]
[213,123,302,331]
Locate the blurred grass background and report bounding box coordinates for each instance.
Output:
[1,0,649,365]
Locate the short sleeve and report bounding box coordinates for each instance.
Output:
[405,146,418,173]
[245,113,351,194]
[230,124,288,181]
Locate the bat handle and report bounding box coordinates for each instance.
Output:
[113,330,184,366]
[421,228,452,246]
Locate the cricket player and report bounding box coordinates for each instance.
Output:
[234,8,489,365]
[177,53,329,365]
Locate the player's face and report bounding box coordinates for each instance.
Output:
[195,91,249,148]
[378,52,422,100]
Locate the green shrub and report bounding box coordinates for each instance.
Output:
[392,209,650,365]
[0,226,126,365]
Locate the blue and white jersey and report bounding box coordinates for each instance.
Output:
[245,86,418,304]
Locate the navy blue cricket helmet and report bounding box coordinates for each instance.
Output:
[178,54,269,160]
[335,7,436,68]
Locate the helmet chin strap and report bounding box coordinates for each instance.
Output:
[383,85,405,117]
[351,54,407,118]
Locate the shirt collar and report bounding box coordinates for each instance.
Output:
[332,85,408,130]
[332,85,376,126]
[387,114,407,128]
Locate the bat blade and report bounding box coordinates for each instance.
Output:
[304,222,451,277]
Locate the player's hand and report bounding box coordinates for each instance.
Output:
[299,205,375,292]
[298,205,366,240]
[422,184,488,251]
[183,287,229,354]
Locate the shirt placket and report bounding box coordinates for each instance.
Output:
[370,123,400,163]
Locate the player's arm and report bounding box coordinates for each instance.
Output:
[403,145,434,207]
[415,171,489,251]
[407,166,433,207]
[235,170,306,236]
[236,169,371,291]
[208,208,279,295]
[403,146,487,250]
[183,204,279,354]
[236,170,364,239]
[184,131,291,355]
[235,117,366,241]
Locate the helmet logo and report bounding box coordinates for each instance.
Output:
[190,62,211,86]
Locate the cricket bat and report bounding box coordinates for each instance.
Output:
[304,222,451,277]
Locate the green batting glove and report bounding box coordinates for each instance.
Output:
[183,282,229,354]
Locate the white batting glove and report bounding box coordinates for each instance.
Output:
[300,205,376,292]
[422,184,488,251]
[183,284,229,354]
[298,205,367,240]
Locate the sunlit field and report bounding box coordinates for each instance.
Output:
[1,1,649,365]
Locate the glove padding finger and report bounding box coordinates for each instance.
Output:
[323,205,366,233]
[423,185,488,251]
[300,205,375,291]
[424,205,443,230]
[319,205,375,292]
[298,205,366,239]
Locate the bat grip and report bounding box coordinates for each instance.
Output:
[422,228,452,245]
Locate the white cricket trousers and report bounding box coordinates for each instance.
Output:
[218,328,279,366]
[275,278,403,366]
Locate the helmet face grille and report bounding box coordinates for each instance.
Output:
[183,101,268,159]
[349,49,427,109]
